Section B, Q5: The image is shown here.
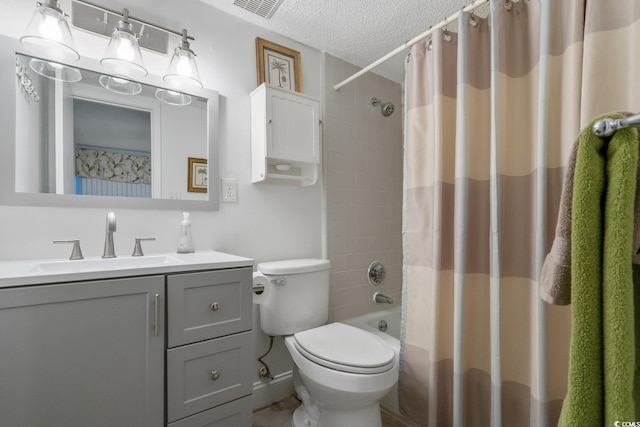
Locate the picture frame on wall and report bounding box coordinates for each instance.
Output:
[187,157,207,193]
[255,37,303,92]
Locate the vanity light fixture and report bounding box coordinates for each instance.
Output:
[21,0,79,63]
[155,88,192,106]
[100,8,148,80]
[163,29,203,91]
[21,0,82,82]
[98,75,142,95]
[29,57,82,82]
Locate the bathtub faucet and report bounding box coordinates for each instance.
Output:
[373,292,393,304]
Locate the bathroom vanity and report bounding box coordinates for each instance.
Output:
[0,251,253,427]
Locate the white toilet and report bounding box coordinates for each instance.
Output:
[253,259,398,427]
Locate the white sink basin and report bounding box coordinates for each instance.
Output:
[29,255,184,273]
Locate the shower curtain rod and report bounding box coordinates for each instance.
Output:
[332,0,489,91]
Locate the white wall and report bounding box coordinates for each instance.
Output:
[0,0,323,404]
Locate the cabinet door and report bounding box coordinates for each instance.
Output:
[167,331,253,422]
[168,396,252,427]
[167,268,252,348]
[266,89,320,163]
[0,276,165,427]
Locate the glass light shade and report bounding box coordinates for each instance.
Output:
[155,88,192,106]
[101,26,147,79]
[29,57,82,82]
[20,2,79,63]
[163,48,203,91]
[99,75,142,95]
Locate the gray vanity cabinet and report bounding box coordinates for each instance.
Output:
[166,268,253,426]
[0,275,165,427]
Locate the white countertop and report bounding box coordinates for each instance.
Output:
[0,250,254,288]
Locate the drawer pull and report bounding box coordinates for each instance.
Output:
[210,302,220,311]
[210,370,220,381]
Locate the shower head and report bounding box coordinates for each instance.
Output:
[371,97,395,117]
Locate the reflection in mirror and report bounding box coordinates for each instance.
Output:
[14,52,209,202]
[73,99,152,198]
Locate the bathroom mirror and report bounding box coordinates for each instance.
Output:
[0,35,219,211]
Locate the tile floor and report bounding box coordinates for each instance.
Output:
[252,396,416,427]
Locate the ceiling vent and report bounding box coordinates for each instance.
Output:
[232,0,284,19]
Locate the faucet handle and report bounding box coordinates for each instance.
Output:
[132,238,156,257]
[53,240,84,260]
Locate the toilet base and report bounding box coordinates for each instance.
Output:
[291,400,382,427]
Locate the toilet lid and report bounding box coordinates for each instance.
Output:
[293,323,395,374]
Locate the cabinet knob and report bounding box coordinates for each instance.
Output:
[268,119,273,124]
[210,302,220,311]
[210,370,220,381]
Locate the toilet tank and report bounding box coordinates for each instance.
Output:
[256,259,331,336]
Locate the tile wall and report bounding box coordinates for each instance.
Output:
[323,54,404,321]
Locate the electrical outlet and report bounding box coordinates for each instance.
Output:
[222,178,238,203]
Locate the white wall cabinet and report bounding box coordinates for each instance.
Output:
[251,83,321,186]
[0,266,253,427]
[0,276,165,427]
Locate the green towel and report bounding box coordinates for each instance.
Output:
[559,113,638,427]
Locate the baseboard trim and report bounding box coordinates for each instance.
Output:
[381,405,421,427]
[252,370,295,411]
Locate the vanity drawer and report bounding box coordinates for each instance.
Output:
[167,268,252,347]
[167,331,253,422]
[167,395,251,427]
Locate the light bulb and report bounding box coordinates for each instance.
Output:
[39,14,62,42]
[116,38,135,62]
[176,54,192,76]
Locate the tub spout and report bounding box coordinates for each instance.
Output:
[373,292,393,304]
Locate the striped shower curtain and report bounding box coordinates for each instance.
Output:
[401,0,640,426]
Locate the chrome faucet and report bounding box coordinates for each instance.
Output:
[102,212,117,258]
[373,292,393,304]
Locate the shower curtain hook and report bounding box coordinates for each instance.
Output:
[443,17,452,42]
[469,4,479,27]
[504,0,513,11]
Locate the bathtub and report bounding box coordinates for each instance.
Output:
[341,306,401,413]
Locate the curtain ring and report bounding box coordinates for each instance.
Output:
[442,17,452,42]
[427,38,433,51]
[469,9,478,27]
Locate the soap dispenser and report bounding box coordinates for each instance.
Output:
[177,212,195,253]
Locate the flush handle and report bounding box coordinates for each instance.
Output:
[271,278,286,285]
[210,370,220,381]
[210,302,220,311]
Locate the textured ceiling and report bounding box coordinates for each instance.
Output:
[200,0,471,84]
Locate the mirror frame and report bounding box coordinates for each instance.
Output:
[0,35,220,211]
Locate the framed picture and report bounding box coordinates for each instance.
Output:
[187,157,207,193]
[255,37,303,92]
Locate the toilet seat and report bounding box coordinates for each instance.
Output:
[293,323,395,374]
